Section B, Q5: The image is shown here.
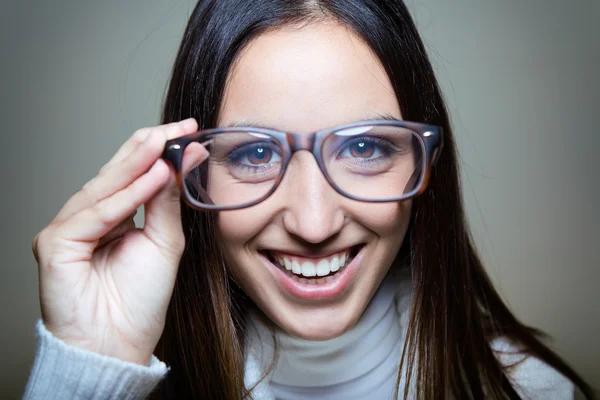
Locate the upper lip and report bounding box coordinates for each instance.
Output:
[260,244,361,260]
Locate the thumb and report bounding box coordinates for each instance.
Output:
[142,159,186,260]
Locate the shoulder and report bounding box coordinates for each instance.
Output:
[491,337,575,400]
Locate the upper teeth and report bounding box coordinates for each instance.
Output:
[272,249,351,277]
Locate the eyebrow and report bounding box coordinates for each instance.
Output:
[222,112,402,131]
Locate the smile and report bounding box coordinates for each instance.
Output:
[264,245,361,284]
[267,246,356,284]
[259,244,366,300]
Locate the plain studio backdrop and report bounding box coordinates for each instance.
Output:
[1,0,598,398]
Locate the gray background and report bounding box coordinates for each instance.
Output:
[1,0,598,397]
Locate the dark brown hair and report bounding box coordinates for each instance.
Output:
[152,1,596,399]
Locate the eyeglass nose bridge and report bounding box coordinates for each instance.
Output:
[279,131,337,203]
[280,131,331,191]
[285,132,318,153]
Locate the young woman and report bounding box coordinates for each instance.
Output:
[25,1,595,399]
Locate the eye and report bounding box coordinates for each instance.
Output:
[229,142,282,166]
[348,141,375,158]
[338,137,385,160]
[247,146,275,164]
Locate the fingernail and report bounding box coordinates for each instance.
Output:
[180,118,196,131]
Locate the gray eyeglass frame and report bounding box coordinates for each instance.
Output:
[162,119,443,211]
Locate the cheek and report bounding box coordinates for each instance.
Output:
[215,206,277,283]
[216,208,267,246]
[216,211,257,286]
[351,200,412,239]
[215,208,276,303]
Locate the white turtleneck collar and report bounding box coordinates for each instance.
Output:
[245,269,412,400]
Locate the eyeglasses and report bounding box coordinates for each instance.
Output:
[162,119,443,211]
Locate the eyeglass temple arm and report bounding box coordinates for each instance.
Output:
[162,138,215,206]
[189,179,214,205]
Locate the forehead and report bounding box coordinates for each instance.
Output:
[218,20,401,133]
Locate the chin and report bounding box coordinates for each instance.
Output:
[274,304,362,341]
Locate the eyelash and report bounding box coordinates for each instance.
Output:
[223,136,400,171]
[335,136,396,160]
[226,142,282,172]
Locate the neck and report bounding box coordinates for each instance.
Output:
[246,268,412,399]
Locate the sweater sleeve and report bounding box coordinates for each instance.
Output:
[491,337,574,400]
[23,320,168,400]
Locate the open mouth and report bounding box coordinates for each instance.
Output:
[262,245,362,284]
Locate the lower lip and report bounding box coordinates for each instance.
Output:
[260,246,365,301]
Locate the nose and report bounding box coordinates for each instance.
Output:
[279,151,345,244]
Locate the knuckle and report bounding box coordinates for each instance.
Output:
[154,126,169,141]
[165,123,185,139]
[98,162,114,175]
[132,127,151,144]
[90,202,114,228]
[172,234,187,258]
[31,233,41,260]
[79,182,101,205]
[174,231,186,250]
[81,179,93,192]
[32,228,51,263]
[93,194,128,230]
[156,230,186,259]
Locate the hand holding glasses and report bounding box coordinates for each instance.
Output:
[31,118,441,369]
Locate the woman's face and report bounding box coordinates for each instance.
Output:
[216,21,411,340]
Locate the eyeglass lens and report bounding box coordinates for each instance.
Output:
[181,125,424,208]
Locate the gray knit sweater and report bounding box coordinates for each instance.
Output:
[22,317,574,400]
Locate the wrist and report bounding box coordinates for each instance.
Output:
[47,323,157,366]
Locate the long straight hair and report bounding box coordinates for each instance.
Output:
[153,1,595,399]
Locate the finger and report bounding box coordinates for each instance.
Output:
[181,142,210,175]
[54,115,199,225]
[56,159,171,246]
[54,118,197,223]
[100,118,198,175]
[53,128,168,224]
[97,212,137,249]
[87,120,202,212]
[69,119,198,219]
[143,144,209,258]
[32,231,45,264]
